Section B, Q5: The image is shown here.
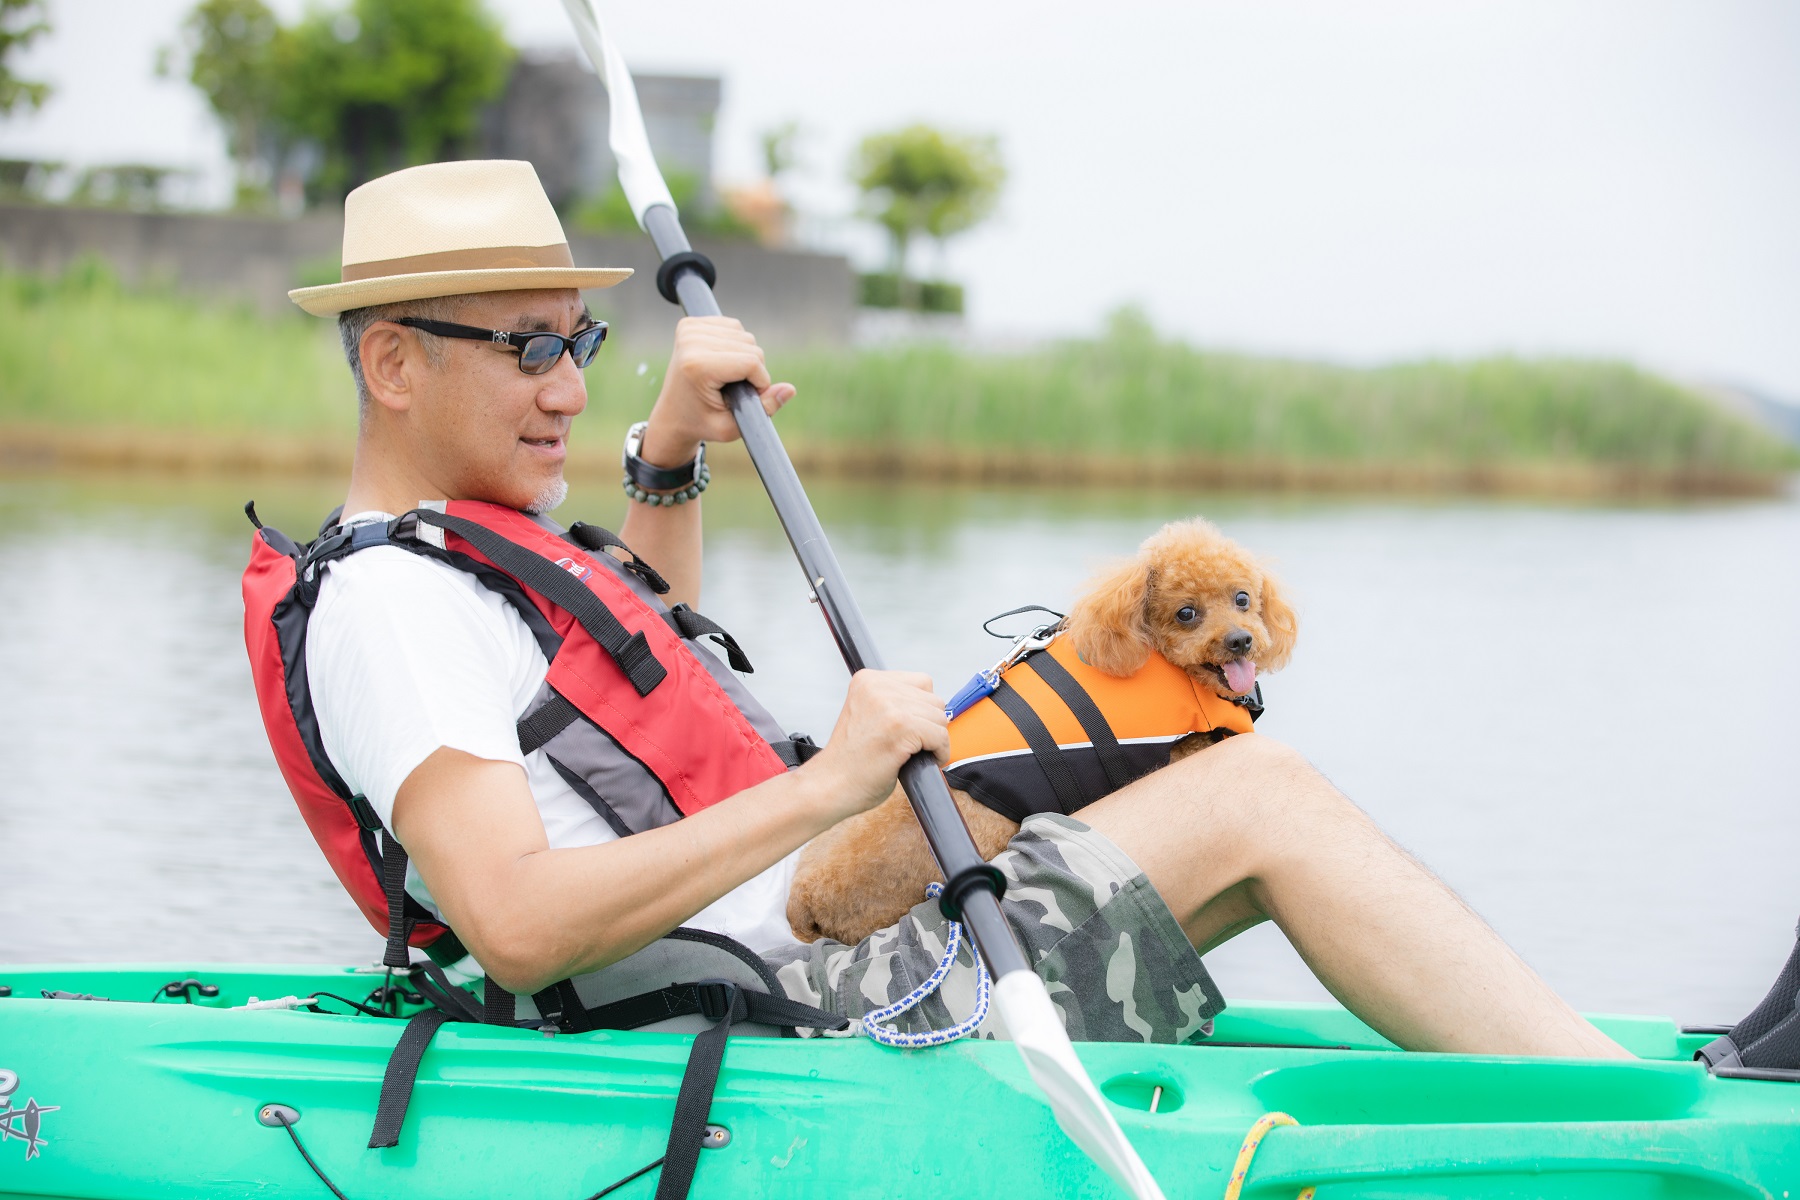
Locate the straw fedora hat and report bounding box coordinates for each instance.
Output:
[288,160,631,317]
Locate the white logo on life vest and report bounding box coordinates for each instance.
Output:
[554,556,594,583]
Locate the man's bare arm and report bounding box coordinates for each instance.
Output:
[617,316,793,609]
[393,668,947,994]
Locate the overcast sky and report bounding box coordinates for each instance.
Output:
[4,0,1798,398]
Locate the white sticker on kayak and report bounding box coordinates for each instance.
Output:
[0,1069,59,1161]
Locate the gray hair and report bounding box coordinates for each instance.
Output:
[336,295,466,411]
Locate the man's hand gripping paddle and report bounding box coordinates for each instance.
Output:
[559,4,1167,1196]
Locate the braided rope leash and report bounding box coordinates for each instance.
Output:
[1223,1112,1314,1200]
[861,883,992,1048]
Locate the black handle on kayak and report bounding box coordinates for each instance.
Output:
[642,204,1025,980]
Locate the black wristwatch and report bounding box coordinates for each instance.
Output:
[622,420,711,505]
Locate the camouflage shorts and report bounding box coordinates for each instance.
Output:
[764,813,1224,1044]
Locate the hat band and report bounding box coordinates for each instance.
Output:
[340,242,576,282]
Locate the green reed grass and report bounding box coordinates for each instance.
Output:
[2,263,1792,474]
[0,258,350,433]
[767,312,1794,471]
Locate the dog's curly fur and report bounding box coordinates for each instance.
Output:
[786,518,1298,945]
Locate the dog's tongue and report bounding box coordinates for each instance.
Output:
[1223,658,1257,695]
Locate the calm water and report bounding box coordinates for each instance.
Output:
[1,469,1796,1026]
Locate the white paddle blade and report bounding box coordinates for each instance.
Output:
[993,971,1168,1200]
[558,0,677,224]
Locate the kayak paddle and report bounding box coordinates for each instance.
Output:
[558,4,1167,1197]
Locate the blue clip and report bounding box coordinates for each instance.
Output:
[945,671,1000,721]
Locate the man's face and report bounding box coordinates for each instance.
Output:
[403,288,592,513]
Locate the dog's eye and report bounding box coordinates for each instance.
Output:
[1176,605,1199,625]
[1234,591,1251,610]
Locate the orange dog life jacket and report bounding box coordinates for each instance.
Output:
[944,634,1259,822]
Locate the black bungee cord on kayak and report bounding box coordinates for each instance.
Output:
[260,1108,353,1200]
[263,1072,735,1200]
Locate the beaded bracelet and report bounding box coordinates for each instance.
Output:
[621,420,711,505]
[622,460,711,505]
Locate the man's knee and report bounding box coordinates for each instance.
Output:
[1208,731,1314,778]
[1169,733,1323,802]
[1156,733,1364,840]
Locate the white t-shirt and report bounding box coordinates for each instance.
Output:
[305,512,802,961]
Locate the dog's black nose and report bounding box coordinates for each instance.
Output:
[1224,628,1254,657]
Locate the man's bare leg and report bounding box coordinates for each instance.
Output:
[1079,735,1629,1058]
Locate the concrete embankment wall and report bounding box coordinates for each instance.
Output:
[0,203,855,348]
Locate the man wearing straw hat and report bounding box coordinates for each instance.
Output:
[282,159,1624,1057]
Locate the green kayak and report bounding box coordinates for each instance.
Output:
[1,962,1795,1199]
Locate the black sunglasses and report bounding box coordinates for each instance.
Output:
[395,317,609,375]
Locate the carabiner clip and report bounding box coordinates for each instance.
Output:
[945,623,1063,720]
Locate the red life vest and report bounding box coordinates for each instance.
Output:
[242,499,800,965]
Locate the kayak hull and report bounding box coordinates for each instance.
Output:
[1,964,1795,1199]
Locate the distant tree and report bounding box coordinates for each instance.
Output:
[159,0,282,207]
[852,124,1003,304]
[760,120,800,181]
[271,0,513,199]
[0,0,52,116]
[0,155,59,199]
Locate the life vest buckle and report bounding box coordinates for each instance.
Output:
[1232,681,1266,722]
[347,794,383,833]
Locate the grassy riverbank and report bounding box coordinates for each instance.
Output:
[2,262,1793,495]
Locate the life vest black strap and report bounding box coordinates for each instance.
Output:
[483,977,516,1025]
[654,983,740,1200]
[663,603,754,673]
[567,520,672,595]
[1019,650,1134,793]
[653,984,844,1200]
[650,985,843,1200]
[411,510,668,698]
[412,960,484,1025]
[532,978,595,1034]
[771,734,821,769]
[567,980,843,1036]
[988,679,1089,815]
[379,833,414,971]
[367,1008,451,1148]
[516,691,583,755]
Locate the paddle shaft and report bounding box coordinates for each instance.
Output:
[642,205,1026,982]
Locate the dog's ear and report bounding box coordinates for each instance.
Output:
[1066,559,1153,676]
[1257,567,1298,672]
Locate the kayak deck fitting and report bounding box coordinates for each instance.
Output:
[2,963,1795,1199]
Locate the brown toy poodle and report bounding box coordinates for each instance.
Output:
[786,518,1298,945]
